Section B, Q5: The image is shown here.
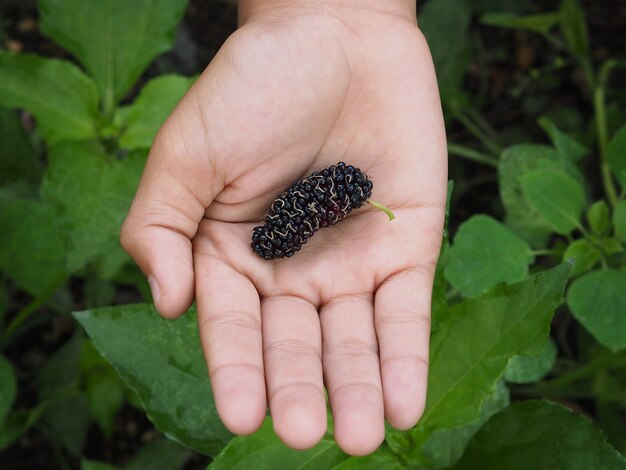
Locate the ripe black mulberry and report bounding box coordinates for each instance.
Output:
[251,162,392,260]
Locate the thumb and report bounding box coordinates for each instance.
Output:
[121,107,223,319]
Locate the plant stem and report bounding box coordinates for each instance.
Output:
[2,274,67,341]
[456,112,502,158]
[368,200,395,221]
[447,143,499,168]
[531,248,563,256]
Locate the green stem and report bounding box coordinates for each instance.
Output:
[367,200,395,221]
[456,112,502,157]
[2,274,67,341]
[594,87,619,207]
[531,248,563,256]
[447,143,498,168]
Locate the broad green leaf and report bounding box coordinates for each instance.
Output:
[499,144,563,237]
[538,116,588,162]
[333,448,406,469]
[420,380,509,469]
[607,123,626,188]
[0,356,16,427]
[587,200,610,235]
[520,169,586,235]
[126,437,191,470]
[74,304,232,456]
[422,265,568,430]
[451,401,626,469]
[562,239,600,276]
[567,270,626,352]
[118,75,195,150]
[445,215,532,298]
[613,200,626,242]
[600,238,623,255]
[0,108,40,189]
[480,12,560,34]
[419,0,472,108]
[559,0,590,58]
[0,53,98,143]
[504,337,557,384]
[0,199,67,295]
[39,0,189,105]
[41,141,145,271]
[209,419,347,469]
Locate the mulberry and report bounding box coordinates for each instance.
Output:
[251,162,394,260]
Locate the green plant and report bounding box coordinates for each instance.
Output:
[1,0,625,468]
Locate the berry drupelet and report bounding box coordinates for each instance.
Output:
[251,162,393,260]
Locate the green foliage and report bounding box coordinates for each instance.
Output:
[118,75,195,149]
[0,108,41,192]
[41,142,145,270]
[588,201,610,235]
[0,53,99,143]
[608,124,626,188]
[480,12,560,35]
[451,401,626,469]
[520,169,586,235]
[209,419,349,469]
[559,0,590,58]
[74,304,232,456]
[563,239,600,276]
[38,0,189,108]
[539,116,589,163]
[614,201,626,242]
[567,270,626,352]
[445,215,532,297]
[0,199,67,295]
[504,338,557,384]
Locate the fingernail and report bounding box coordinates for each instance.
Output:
[148,276,161,303]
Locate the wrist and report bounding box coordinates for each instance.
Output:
[238,0,416,26]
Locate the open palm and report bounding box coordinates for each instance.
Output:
[122,7,447,456]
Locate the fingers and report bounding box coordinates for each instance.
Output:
[320,294,385,456]
[195,254,266,435]
[121,93,224,319]
[262,295,326,449]
[374,267,433,430]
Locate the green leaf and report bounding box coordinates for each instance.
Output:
[567,270,626,352]
[0,53,98,143]
[41,388,92,456]
[209,419,347,469]
[333,448,406,469]
[587,200,610,235]
[480,12,560,34]
[39,0,189,106]
[504,337,557,384]
[0,108,40,189]
[419,0,472,108]
[0,199,67,295]
[451,401,626,469]
[599,237,623,255]
[422,265,568,430]
[420,380,509,469]
[607,123,626,188]
[445,215,532,298]
[538,116,588,162]
[613,200,626,242]
[74,304,232,456]
[520,169,586,235]
[499,144,565,237]
[0,356,16,427]
[562,239,600,276]
[126,437,191,470]
[118,75,195,150]
[41,141,145,271]
[559,0,590,58]
[85,371,125,436]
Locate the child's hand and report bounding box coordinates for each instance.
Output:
[121,0,447,456]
